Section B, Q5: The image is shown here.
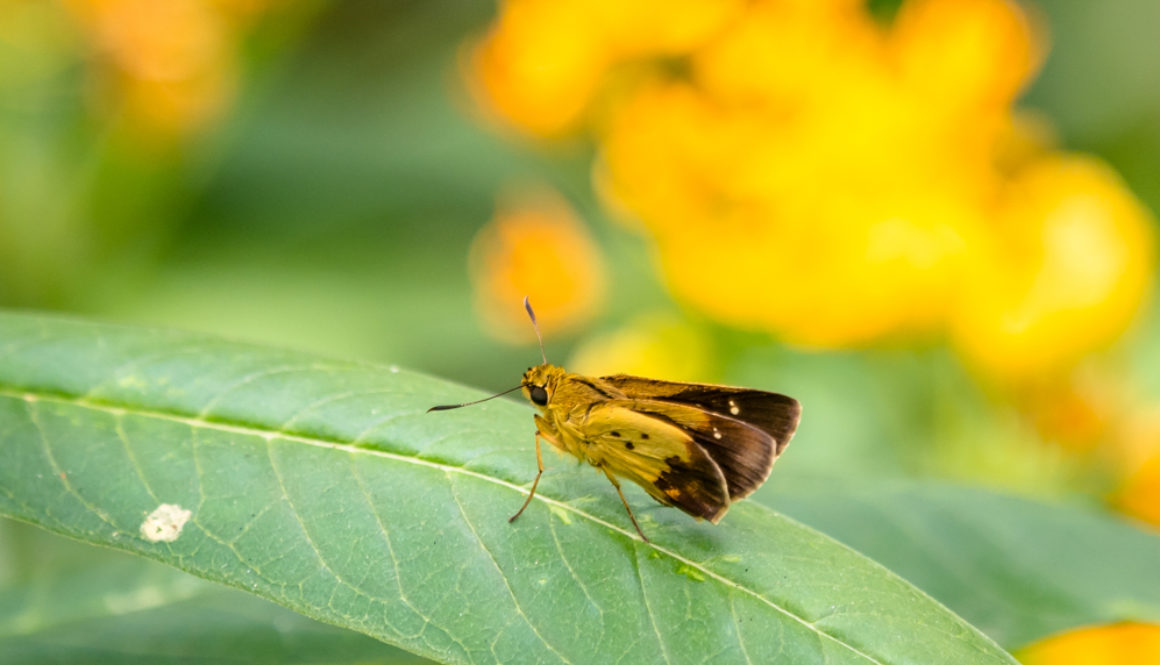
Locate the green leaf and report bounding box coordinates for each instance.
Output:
[0,518,424,664]
[0,311,1016,665]
[763,479,1160,649]
[0,551,427,665]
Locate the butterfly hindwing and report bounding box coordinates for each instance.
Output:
[620,399,777,501]
[579,402,731,522]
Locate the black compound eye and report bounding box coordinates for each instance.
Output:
[528,385,548,406]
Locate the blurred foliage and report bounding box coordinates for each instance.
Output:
[1,0,1159,661]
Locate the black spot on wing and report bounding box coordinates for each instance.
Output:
[650,454,729,523]
[620,400,783,501]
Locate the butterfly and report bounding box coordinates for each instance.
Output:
[431,298,801,542]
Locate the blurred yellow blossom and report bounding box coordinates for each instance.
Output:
[466,0,1156,379]
[469,186,606,343]
[1018,366,1122,455]
[953,156,1155,379]
[568,312,714,382]
[1118,451,1160,527]
[1114,405,1160,527]
[466,0,606,137]
[891,0,1043,113]
[465,0,742,138]
[1018,623,1160,665]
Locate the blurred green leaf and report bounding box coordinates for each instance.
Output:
[764,479,1160,649]
[0,538,425,665]
[0,311,1015,665]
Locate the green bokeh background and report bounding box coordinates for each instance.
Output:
[1,2,1159,660]
[3,0,1160,501]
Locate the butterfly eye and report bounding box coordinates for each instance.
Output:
[529,385,549,406]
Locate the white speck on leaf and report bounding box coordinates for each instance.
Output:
[140,504,192,542]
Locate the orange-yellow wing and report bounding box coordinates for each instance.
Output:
[583,393,789,506]
[578,401,732,522]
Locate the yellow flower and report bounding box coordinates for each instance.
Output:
[951,155,1155,380]
[464,0,742,138]
[891,0,1044,113]
[467,0,1156,378]
[469,186,606,343]
[1113,403,1160,528]
[1118,450,1160,528]
[1018,623,1160,665]
[597,76,982,347]
[589,0,744,59]
[465,0,607,138]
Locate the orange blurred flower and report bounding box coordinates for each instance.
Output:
[469,186,606,343]
[1118,452,1160,527]
[465,0,606,138]
[1018,623,1160,665]
[466,0,1156,380]
[1114,405,1160,527]
[64,0,274,145]
[464,0,743,138]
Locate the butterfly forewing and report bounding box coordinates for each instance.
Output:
[600,374,801,453]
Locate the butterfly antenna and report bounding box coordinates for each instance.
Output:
[428,385,523,412]
[524,296,547,364]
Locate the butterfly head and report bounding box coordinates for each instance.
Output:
[521,364,565,410]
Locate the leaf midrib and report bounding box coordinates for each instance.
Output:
[0,386,887,665]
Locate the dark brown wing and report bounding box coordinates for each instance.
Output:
[619,399,780,501]
[600,374,801,455]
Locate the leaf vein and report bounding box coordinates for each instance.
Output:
[2,388,888,664]
[632,546,673,665]
[448,472,575,665]
[23,397,122,532]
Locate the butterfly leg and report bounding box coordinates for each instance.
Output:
[509,430,545,523]
[601,468,650,543]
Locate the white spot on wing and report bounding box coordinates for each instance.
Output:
[713,428,722,440]
[729,400,740,416]
[140,504,192,542]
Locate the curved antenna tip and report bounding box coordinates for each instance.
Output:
[523,297,547,364]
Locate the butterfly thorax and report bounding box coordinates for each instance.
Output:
[521,364,626,460]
